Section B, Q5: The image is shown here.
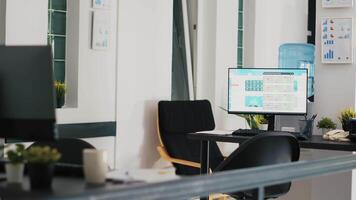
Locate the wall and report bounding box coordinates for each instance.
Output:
[115,0,173,169]
[193,0,242,154]
[311,0,356,199]
[198,1,355,199]
[0,0,118,168]
[196,0,308,131]
[195,0,217,102]
[57,0,118,167]
[196,0,241,129]
[245,0,310,130]
[213,0,245,131]
[1,0,47,45]
[253,0,308,67]
[195,0,246,133]
[0,0,117,124]
[56,0,117,124]
[314,0,356,129]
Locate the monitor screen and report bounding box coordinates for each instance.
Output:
[0,46,56,141]
[228,68,308,115]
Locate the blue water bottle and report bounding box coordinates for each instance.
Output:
[279,43,315,100]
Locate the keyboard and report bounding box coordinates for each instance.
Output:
[232,129,308,140]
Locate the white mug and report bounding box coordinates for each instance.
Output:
[83,149,108,184]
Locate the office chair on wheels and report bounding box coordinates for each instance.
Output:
[157,100,299,199]
[215,133,300,200]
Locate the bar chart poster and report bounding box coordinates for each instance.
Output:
[321,17,353,64]
[322,0,353,8]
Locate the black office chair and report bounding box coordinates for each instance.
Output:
[158,100,225,175]
[28,138,95,176]
[215,133,300,200]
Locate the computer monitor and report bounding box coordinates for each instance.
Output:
[228,68,308,116]
[0,46,56,141]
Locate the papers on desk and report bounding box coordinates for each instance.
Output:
[106,168,179,183]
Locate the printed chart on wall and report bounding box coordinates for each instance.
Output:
[321,17,353,64]
[322,0,353,8]
[92,11,111,50]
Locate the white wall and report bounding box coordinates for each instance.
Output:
[115,0,173,169]
[0,0,118,124]
[55,0,118,168]
[196,0,217,102]
[56,0,117,124]
[214,0,246,131]
[1,0,47,45]
[252,0,308,67]
[0,0,118,168]
[197,0,309,131]
[195,0,247,133]
[311,1,356,199]
[197,2,355,199]
[314,0,356,129]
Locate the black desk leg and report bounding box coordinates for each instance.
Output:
[200,140,210,175]
[200,140,210,200]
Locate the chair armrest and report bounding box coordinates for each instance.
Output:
[157,146,201,168]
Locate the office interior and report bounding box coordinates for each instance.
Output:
[0,0,356,199]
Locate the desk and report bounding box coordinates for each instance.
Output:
[0,176,129,200]
[0,169,178,200]
[187,132,356,175]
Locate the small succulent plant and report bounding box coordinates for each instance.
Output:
[317,117,337,129]
[338,108,356,131]
[6,144,25,164]
[24,146,61,164]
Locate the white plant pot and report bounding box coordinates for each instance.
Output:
[259,124,268,130]
[5,163,24,183]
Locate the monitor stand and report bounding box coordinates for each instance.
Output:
[266,115,275,131]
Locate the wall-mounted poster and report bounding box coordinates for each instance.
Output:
[321,17,353,64]
[92,11,110,50]
[93,0,111,9]
[322,0,353,8]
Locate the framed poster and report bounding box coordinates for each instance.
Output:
[322,0,353,8]
[92,11,111,50]
[93,0,111,9]
[321,17,353,64]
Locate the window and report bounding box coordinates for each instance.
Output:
[237,0,244,68]
[48,0,67,83]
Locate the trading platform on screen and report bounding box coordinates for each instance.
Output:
[228,68,307,115]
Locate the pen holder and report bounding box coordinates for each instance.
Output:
[299,119,314,138]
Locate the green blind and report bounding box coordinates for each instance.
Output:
[48,0,67,82]
[237,0,243,68]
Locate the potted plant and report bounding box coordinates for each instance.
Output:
[239,114,260,129]
[218,106,260,129]
[255,115,268,130]
[338,108,356,131]
[5,144,25,183]
[55,81,66,108]
[24,146,61,190]
[317,117,337,135]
